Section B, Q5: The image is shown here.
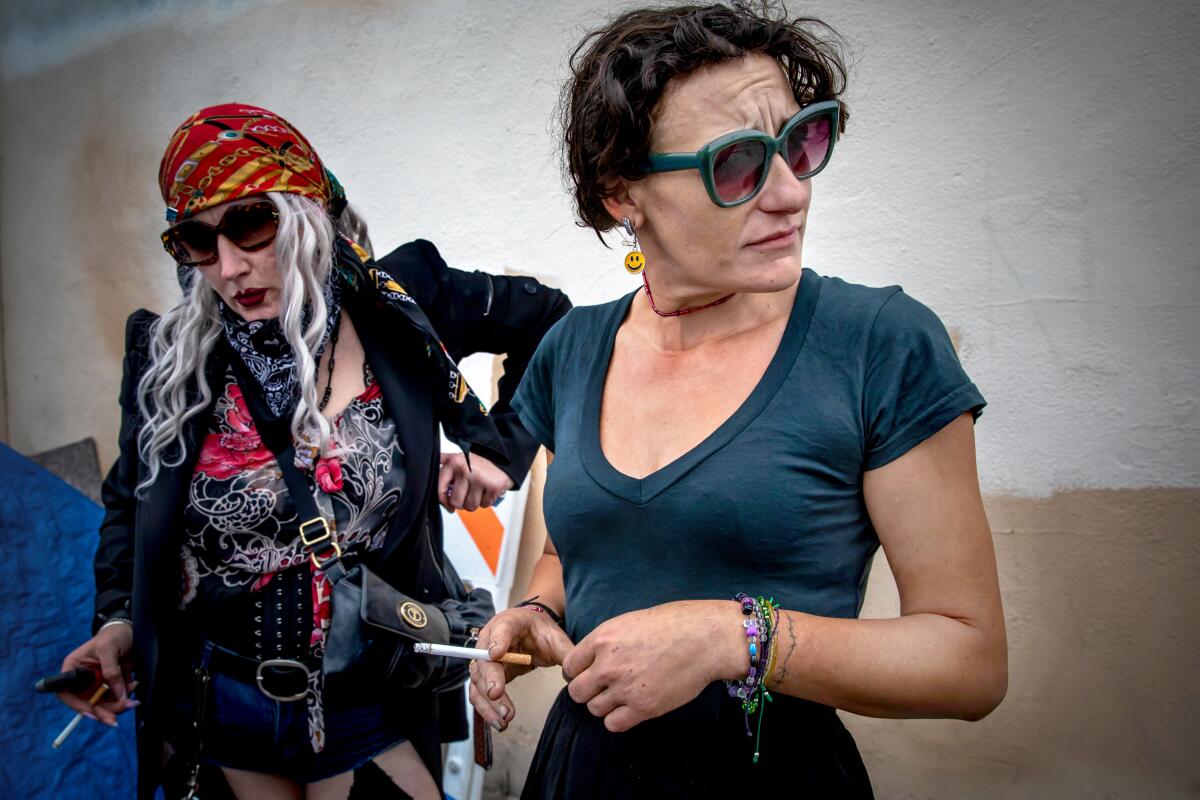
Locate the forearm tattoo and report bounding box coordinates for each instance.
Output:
[775,613,797,684]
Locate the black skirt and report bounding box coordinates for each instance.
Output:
[522,685,874,799]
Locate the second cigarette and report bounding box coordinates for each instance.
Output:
[413,642,533,666]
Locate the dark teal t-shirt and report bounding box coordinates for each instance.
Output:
[513,269,986,642]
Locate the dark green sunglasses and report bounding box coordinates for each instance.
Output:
[643,100,840,207]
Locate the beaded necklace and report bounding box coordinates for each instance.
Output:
[317,322,374,414]
[641,272,735,317]
[317,318,341,412]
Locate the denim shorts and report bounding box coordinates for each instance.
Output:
[169,651,405,783]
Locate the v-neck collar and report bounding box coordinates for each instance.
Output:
[580,269,822,506]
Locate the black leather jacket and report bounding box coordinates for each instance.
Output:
[90,239,570,798]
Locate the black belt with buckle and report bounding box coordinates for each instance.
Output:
[204,642,318,703]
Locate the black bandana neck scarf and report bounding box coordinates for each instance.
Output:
[218,273,341,417]
[206,236,507,468]
[331,237,508,466]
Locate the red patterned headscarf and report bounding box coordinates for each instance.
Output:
[158,103,341,223]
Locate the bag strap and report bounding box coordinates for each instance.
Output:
[275,443,348,584]
[222,343,348,584]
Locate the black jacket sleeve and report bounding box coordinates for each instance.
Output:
[376,240,572,487]
[424,559,497,693]
[92,310,156,634]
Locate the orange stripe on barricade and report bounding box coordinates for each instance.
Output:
[456,506,504,575]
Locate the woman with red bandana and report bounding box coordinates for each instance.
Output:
[54,104,570,800]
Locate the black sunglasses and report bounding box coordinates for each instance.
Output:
[160,200,280,267]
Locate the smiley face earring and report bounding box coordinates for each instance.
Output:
[620,217,646,275]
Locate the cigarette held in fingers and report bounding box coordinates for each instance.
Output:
[413,642,533,666]
[52,683,109,749]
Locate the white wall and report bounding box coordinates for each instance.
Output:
[2,0,1200,494]
[3,1,1197,797]
[2,0,1197,494]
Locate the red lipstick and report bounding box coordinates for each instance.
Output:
[234,288,268,308]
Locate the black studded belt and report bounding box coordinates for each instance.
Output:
[203,641,319,703]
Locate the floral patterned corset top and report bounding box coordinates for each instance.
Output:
[179,364,403,663]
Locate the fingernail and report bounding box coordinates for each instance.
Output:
[491,720,503,731]
[107,720,118,728]
[83,712,97,721]
[499,705,510,718]
[487,681,496,691]
[128,700,142,708]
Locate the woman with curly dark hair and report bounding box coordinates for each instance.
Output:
[469,3,1007,797]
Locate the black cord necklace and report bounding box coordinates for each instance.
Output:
[318,317,341,412]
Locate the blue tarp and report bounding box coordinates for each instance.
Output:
[0,443,136,798]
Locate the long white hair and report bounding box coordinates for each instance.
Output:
[135,192,373,493]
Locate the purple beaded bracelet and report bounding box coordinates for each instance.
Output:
[726,593,770,712]
[725,592,778,763]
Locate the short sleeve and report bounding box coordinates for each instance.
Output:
[863,290,986,470]
[512,313,570,453]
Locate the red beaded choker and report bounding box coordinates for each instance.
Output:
[641,273,736,317]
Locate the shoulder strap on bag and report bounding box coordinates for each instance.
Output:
[221,340,348,584]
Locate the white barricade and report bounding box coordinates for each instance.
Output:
[440,457,529,800]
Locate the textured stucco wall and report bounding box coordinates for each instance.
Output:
[2,1,1197,797]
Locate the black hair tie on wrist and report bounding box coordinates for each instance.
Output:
[516,596,565,627]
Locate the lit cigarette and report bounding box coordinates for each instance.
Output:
[52,683,109,749]
[413,642,533,666]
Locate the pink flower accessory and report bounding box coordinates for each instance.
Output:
[315,454,344,493]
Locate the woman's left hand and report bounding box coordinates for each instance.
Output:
[439,451,514,511]
[563,600,745,733]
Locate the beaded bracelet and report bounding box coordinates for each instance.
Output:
[763,603,780,689]
[726,595,754,695]
[726,594,767,709]
[725,593,779,763]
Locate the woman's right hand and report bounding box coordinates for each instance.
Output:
[468,606,573,732]
[57,624,138,726]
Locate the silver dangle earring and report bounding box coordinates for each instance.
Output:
[620,217,645,275]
